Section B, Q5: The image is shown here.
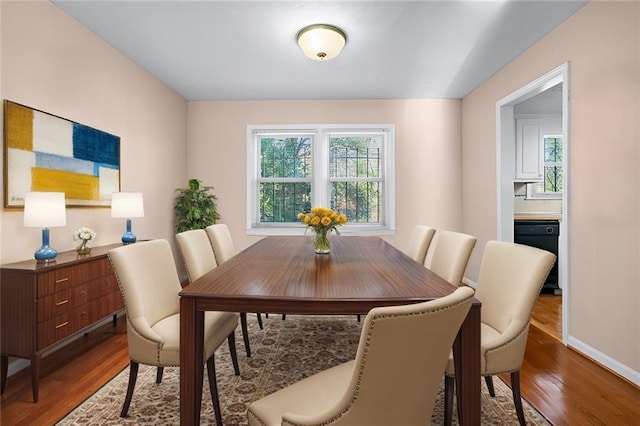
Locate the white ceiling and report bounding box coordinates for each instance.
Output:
[52,1,586,101]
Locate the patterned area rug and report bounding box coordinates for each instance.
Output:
[57,315,550,425]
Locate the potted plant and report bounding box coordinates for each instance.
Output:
[174,178,221,233]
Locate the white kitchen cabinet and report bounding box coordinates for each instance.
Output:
[515,118,543,182]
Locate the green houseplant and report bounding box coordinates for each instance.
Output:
[174,179,221,233]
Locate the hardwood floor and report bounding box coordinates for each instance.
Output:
[1,300,639,425]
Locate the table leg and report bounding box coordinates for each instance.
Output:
[453,304,481,426]
[180,297,204,425]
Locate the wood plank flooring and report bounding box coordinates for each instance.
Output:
[1,299,639,425]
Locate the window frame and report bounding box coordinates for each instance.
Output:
[527,134,563,199]
[247,124,395,235]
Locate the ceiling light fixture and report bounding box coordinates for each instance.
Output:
[296,24,347,61]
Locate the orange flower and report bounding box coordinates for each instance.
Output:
[298,206,347,235]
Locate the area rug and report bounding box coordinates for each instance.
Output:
[57,315,550,425]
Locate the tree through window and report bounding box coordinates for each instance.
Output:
[248,125,395,234]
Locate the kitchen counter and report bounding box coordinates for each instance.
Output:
[514,214,562,221]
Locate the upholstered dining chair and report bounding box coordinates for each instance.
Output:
[425,230,477,287]
[205,223,237,264]
[176,229,252,357]
[444,240,556,426]
[405,225,437,264]
[246,286,475,426]
[206,223,266,326]
[108,239,240,424]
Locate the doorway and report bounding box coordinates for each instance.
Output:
[496,63,569,343]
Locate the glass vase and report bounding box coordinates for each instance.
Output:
[314,229,331,254]
[76,240,92,255]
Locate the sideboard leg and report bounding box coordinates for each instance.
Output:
[1,355,7,394]
[30,353,41,403]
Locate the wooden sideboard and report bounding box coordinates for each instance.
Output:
[0,243,125,402]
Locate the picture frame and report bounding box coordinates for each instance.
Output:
[3,100,121,208]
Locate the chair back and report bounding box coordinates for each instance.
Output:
[205,224,236,264]
[283,286,475,425]
[476,240,556,343]
[405,225,436,264]
[426,231,477,286]
[176,229,218,283]
[108,240,183,364]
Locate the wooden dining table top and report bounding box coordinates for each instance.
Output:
[179,235,466,314]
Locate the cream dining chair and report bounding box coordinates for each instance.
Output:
[405,225,437,264]
[444,240,556,426]
[246,286,475,426]
[425,230,477,286]
[108,239,240,424]
[206,223,265,326]
[176,229,252,357]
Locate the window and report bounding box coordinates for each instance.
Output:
[527,135,563,199]
[247,124,395,235]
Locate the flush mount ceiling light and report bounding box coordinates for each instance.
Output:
[296,24,347,61]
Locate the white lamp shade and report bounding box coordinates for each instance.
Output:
[297,24,346,61]
[111,192,144,218]
[23,192,66,228]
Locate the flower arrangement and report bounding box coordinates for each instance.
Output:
[298,207,347,253]
[73,227,96,254]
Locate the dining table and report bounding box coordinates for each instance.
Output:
[179,235,481,425]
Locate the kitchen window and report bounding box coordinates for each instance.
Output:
[247,124,395,235]
[527,135,563,199]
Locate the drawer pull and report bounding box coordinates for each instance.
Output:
[55,321,69,329]
[55,278,69,284]
[55,299,69,306]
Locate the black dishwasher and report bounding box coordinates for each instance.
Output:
[513,220,559,293]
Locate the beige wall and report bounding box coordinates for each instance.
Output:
[187,99,462,253]
[0,1,188,265]
[462,1,639,378]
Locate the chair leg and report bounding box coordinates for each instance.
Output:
[240,312,251,357]
[156,366,164,383]
[228,332,241,376]
[444,375,454,426]
[257,312,263,330]
[206,356,223,426]
[120,361,139,417]
[484,375,495,397]
[282,314,286,320]
[511,371,526,426]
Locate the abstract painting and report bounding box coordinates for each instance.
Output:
[3,100,120,207]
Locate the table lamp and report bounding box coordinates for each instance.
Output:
[111,192,144,244]
[23,192,67,263]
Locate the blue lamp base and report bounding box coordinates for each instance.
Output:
[121,218,137,244]
[35,228,57,263]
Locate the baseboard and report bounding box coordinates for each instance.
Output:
[462,276,639,389]
[567,335,640,388]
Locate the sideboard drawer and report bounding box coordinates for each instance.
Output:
[37,268,73,298]
[37,313,71,349]
[37,290,71,322]
[71,303,91,331]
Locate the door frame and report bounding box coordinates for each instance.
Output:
[496,62,570,343]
